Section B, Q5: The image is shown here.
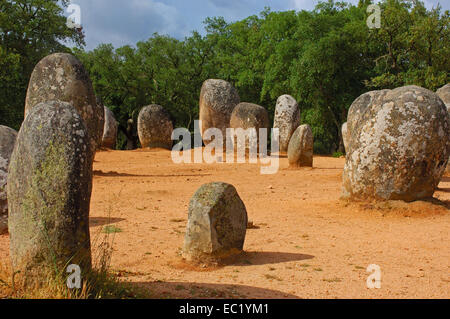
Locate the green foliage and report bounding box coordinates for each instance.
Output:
[1,0,448,153]
[0,0,85,130]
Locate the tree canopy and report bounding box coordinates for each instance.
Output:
[1,0,449,153]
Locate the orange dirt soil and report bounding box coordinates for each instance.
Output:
[1,149,449,299]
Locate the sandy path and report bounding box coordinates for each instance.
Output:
[1,149,449,299]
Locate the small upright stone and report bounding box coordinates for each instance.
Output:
[25,53,104,152]
[102,106,118,149]
[137,104,173,149]
[199,79,240,144]
[273,95,301,153]
[183,182,248,262]
[230,102,270,150]
[288,125,314,167]
[8,100,93,280]
[0,125,17,234]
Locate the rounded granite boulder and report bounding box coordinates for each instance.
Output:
[137,104,173,149]
[288,124,314,167]
[342,85,450,202]
[199,79,240,145]
[230,102,270,150]
[25,53,104,152]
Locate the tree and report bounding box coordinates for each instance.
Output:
[0,0,85,129]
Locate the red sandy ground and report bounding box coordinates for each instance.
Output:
[0,149,449,299]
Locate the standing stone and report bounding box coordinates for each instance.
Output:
[0,126,17,234]
[137,104,173,149]
[199,79,240,145]
[8,100,93,279]
[288,125,314,167]
[342,122,350,153]
[183,182,248,262]
[436,84,450,108]
[230,102,270,150]
[436,84,450,175]
[342,85,450,202]
[102,106,118,149]
[274,95,301,153]
[25,53,104,152]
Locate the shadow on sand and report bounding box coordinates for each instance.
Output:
[132,281,300,299]
[93,170,211,178]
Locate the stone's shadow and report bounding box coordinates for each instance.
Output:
[90,217,125,227]
[132,281,300,299]
[93,170,211,178]
[422,197,450,209]
[440,176,450,183]
[222,251,314,267]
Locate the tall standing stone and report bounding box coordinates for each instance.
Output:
[24,53,104,152]
[288,125,314,167]
[8,101,93,279]
[137,104,173,149]
[102,106,118,149]
[342,86,450,202]
[0,126,17,234]
[230,102,270,150]
[183,182,248,262]
[274,95,301,153]
[199,79,240,145]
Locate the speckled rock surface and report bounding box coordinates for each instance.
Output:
[436,84,450,175]
[0,125,17,234]
[274,95,301,153]
[25,53,104,152]
[199,79,240,144]
[288,125,314,167]
[138,104,173,149]
[183,182,248,262]
[342,122,350,153]
[230,103,270,150]
[436,84,450,108]
[102,106,118,149]
[342,85,450,202]
[8,101,93,279]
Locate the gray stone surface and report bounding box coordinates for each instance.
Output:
[102,106,118,149]
[436,83,450,108]
[288,125,314,167]
[342,122,349,153]
[8,101,93,279]
[230,102,270,150]
[342,85,450,202]
[138,104,173,149]
[436,84,450,175]
[183,182,248,262]
[0,125,17,234]
[273,95,301,153]
[25,53,104,153]
[199,79,240,145]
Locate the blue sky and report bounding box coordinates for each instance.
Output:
[67,0,449,50]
